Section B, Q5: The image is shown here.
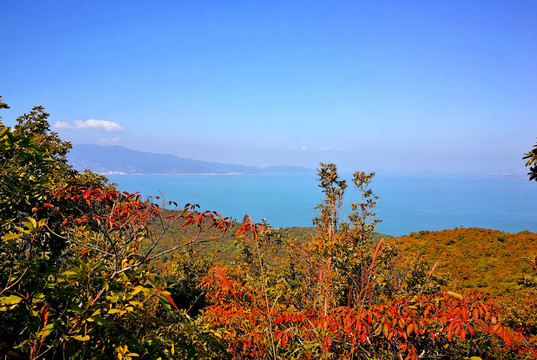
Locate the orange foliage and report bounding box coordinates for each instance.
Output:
[201,263,535,359]
[394,228,537,299]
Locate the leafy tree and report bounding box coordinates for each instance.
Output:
[1,103,232,359]
[1,105,108,233]
[523,139,537,181]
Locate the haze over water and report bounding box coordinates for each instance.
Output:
[108,173,537,237]
[2,2,536,177]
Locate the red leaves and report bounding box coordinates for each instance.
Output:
[32,203,57,213]
[212,267,236,298]
[236,214,265,240]
[56,186,125,209]
[406,322,414,336]
[54,186,161,231]
[40,305,49,324]
[157,290,179,311]
[178,209,233,234]
[74,216,88,226]
[201,285,534,360]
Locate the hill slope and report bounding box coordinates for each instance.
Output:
[394,228,537,299]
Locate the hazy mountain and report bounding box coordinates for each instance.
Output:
[68,144,312,175]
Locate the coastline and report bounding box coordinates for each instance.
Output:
[101,172,247,176]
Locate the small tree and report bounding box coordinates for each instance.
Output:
[310,163,388,307]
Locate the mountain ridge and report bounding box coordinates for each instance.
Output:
[68,144,313,175]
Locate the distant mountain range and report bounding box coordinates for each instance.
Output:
[68,144,313,175]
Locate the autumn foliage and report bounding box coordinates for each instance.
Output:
[2,102,537,359]
[198,164,537,359]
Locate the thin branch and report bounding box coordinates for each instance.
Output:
[0,267,28,296]
[44,224,111,256]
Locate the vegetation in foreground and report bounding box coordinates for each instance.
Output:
[1,99,537,359]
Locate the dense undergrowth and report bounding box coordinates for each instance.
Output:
[2,100,537,359]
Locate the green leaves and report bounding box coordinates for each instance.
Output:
[447,291,463,300]
[61,269,81,278]
[0,295,23,311]
[310,164,386,307]
[72,334,90,341]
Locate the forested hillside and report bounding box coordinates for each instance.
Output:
[2,101,537,359]
[395,228,537,300]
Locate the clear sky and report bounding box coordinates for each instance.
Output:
[2,0,536,174]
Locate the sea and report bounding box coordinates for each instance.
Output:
[107,172,537,237]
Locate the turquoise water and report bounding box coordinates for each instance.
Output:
[107,173,537,236]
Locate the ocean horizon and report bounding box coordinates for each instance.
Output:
[107,172,537,237]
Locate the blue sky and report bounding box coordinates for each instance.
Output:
[1,0,536,174]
